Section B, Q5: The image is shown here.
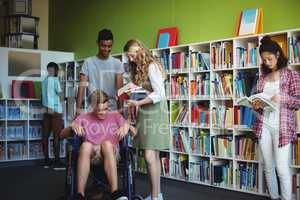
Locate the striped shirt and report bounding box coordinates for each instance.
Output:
[253,68,300,147]
[42,76,63,113]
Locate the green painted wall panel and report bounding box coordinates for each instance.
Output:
[49,0,300,59]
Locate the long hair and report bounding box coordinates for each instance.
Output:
[123,39,166,87]
[259,36,288,75]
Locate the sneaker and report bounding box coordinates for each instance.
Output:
[111,190,128,200]
[74,193,87,200]
[53,161,66,171]
[144,193,163,200]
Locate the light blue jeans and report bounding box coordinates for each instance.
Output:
[259,112,292,200]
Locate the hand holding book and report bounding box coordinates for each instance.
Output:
[236,92,278,112]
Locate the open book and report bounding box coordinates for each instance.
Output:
[117,82,149,101]
[236,92,277,112]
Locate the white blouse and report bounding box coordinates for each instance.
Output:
[148,63,166,103]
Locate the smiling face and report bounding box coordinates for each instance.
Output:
[93,102,109,119]
[97,40,113,58]
[261,51,279,71]
[126,44,140,63]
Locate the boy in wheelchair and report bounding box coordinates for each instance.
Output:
[61,90,136,200]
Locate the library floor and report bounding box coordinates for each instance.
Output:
[0,165,270,200]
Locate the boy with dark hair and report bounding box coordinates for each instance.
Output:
[76,28,124,115]
[42,62,64,168]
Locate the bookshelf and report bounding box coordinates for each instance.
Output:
[0,99,66,162]
[0,47,74,164]
[127,28,300,199]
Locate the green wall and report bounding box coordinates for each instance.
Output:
[49,0,300,59]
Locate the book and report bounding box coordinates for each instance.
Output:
[236,8,263,36]
[236,92,277,112]
[117,82,148,101]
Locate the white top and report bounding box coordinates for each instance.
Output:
[263,80,280,127]
[148,63,166,103]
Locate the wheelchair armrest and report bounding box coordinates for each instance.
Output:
[67,131,82,152]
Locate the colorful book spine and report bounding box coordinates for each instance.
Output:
[211,106,233,128]
[189,159,210,183]
[235,136,257,160]
[236,162,258,192]
[211,135,233,158]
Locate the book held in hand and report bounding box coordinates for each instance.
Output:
[236,92,277,112]
[117,82,149,101]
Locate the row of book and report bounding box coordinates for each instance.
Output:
[134,150,147,173]
[211,72,233,97]
[157,50,170,71]
[191,103,209,127]
[190,51,210,71]
[235,70,258,99]
[171,155,189,180]
[211,135,233,158]
[7,126,25,140]
[171,102,189,125]
[211,106,233,129]
[211,42,233,70]
[58,62,77,81]
[292,136,300,165]
[29,102,43,119]
[0,126,5,140]
[293,173,300,199]
[235,136,258,161]
[288,35,300,64]
[190,73,210,96]
[7,143,27,160]
[235,42,258,67]
[161,156,170,177]
[49,141,66,158]
[29,125,42,139]
[7,105,28,119]
[172,128,189,153]
[211,160,233,187]
[189,159,210,183]
[171,75,188,97]
[190,130,210,155]
[29,142,43,158]
[236,162,258,191]
[171,52,189,70]
[234,106,255,128]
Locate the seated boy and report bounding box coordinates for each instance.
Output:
[61,89,136,200]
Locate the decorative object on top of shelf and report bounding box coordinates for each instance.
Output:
[11,80,40,99]
[3,0,39,49]
[8,0,32,15]
[235,8,263,37]
[156,27,178,48]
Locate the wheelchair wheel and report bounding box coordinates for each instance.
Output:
[132,195,144,200]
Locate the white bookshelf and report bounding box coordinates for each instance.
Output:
[128,28,300,199]
[0,47,74,163]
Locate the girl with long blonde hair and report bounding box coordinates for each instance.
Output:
[124,39,169,200]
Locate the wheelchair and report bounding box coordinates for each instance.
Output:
[64,131,143,200]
